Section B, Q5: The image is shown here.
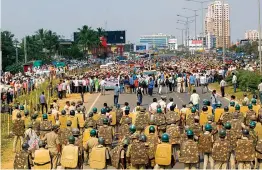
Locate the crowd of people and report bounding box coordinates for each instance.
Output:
[11,94,262,169]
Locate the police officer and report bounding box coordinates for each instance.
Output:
[89,137,109,169]
[246,104,256,126]
[119,107,133,139]
[186,107,197,127]
[23,110,31,129]
[212,129,230,169]
[33,140,51,169]
[72,128,83,168]
[249,121,258,146]
[111,137,129,169]
[31,113,40,135]
[12,104,20,122]
[146,126,159,168]
[40,113,52,138]
[59,110,68,129]
[13,113,25,153]
[13,142,33,169]
[115,103,123,133]
[59,120,73,148]
[155,133,172,169]
[234,104,245,123]
[96,108,107,127]
[85,129,98,165]
[236,129,256,169]
[179,129,199,169]
[76,107,85,132]
[154,107,166,137]
[42,125,61,169]
[199,124,214,170]
[67,110,78,129]
[98,118,113,149]
[61,136,80,169]
[47,110,56,125]
[219,106,232,126]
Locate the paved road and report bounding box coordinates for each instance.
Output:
[81,86,229,169]
[84,86,229,112]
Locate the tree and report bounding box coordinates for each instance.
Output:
[1,31,16,71]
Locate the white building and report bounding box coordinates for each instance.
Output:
[168,38,178,51]
[205,0,230,49]
[139,33,176,49]
[245,30,259,41]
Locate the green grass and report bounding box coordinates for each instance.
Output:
[209,83,254,102]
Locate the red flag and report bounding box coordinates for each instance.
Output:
[100,36,107,47]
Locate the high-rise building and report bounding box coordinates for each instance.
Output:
[245,30,259,41]
[205,1,230,49]
[139,33,176,49]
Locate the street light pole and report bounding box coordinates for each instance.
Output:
[183,8,201,39]
[176,28,185,48]
[222,0,226,63]
[258,0,262,74]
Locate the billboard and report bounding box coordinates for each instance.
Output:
[189,40,203,46]
[168,39,177,44]
[134,44,149,52]
[105,31,126,44]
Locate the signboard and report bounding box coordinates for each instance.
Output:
[104,78,119,90]
[168,39,177,44]
[106,31,126,44]
[189,40,203,46]
[134,44,149,52]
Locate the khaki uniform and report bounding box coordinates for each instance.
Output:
[59,115,68,129]
[179,139,199,170]
[12,118,25,152]
[67,115,78,129]
[212,138,230,169]
[42,131,60,169]
[33,148,51,169]
[13,150,33,169]
[12,109,20,122]
[85,137,98,164]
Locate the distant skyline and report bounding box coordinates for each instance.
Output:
[1,0,261,43]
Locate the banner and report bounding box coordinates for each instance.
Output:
[104,78,119,90]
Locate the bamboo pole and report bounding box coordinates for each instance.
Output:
[7,114,10,135]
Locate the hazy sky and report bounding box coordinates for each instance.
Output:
[1,0,260,43]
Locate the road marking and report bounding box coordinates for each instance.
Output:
[87,93,101,113]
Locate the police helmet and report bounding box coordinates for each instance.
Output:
[103,118,109,125]
[70,110,75,116]
[186,129,194,137]
[230,101,235,107]
[68,136,75,144]
[93,107,97,113]
[224,106,229,111]
[61,110,66,115]
[224,122,231,129]
[67,120,72,126]
[42,113,48,120]
[248,104,253,110]
[242,129,249,136]
[139,134,147,142]
[191,107,196,113]
[90,129,96,136]
[205,124,212,131]
[98,137,105,145]
[157,108,162,114]
[161,133,169,142]
[24,110,29,116]
[219,129,226,137]
[129,125,136,133]
[149,126,155,133]
[101,108,106,114]
[235,104,240,111]
[22,143,29,150]
[72,128,80,136]
[250,121,256,128]
[202,106,208,112]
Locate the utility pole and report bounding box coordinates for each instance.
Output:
[15,39,18,63]
[222,0,226,63]
[24,37,27,63]
[258,0,262,74]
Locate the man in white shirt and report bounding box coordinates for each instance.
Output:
[232,72,237,93]
[220,78,227,97]
[74,78,79,93]
[200,74,208,94]
[149,98,158,115]
[166,98,174,111]
[190,89,200,111]
[82,78,87,93]
[158,96,167,113]
[62,80,67,98]
[100,78,106,95]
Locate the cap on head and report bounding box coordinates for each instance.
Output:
[191,107,196,113]
[149,126,155,133]
[219,129,226,137]
[202,106,208,112]
[161,133,169,142]
[90,129,96,136]
[24,110,29,116]
[205,124,212,131]
[72,128,80,136]
[61,110,66,115]
[230,101,235,107]
[139,134,147,142]
[249,121,256,128]
[224,122,231,129]
[248,104,253,110]
[42,113,48,119]
[93,107,97,113]
[251,98,257,104]
[235,104,240,110]
[129,124,136,133]
[98,137,105,145]
[22,143,29,150]
[68,136,75,144]
[186,129,194,137]
[242,129,249,136]
[67,120,72,126]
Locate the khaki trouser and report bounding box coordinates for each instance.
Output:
[230,152,236,170]
[130,164,145,170]
[184,163,197,170]
[154,164,172,170]
[214,161,227,169]
[13,135,23,152]
[172,144,180,163]
[258,159,262,169]
[50,151,59,169]
[238,161,251,170]
[203,153,214,170]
